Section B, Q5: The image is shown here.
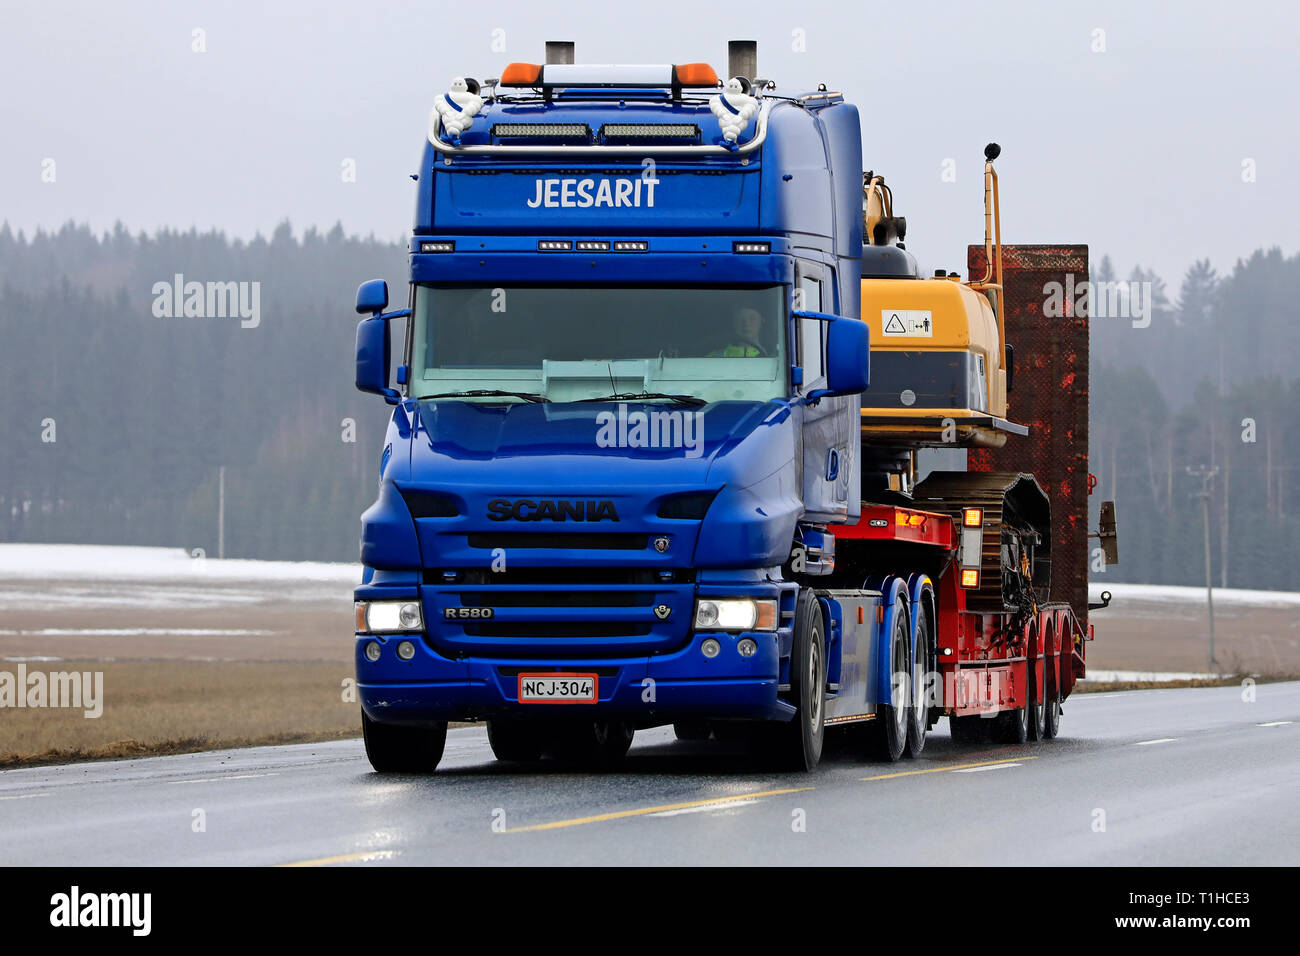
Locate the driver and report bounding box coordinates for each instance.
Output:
[710,306,769,357]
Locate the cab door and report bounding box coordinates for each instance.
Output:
[795,261,857,523]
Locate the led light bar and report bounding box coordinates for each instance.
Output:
[613,240,648,252]
[492,122,591,140]
[600,123,700,140]
[420,240,455,253]
[575,240,610,251]
[733,241,771,254]
[537,240,573,252]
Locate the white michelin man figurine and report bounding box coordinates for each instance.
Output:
[709,76,758,147]
[435,77,483,144]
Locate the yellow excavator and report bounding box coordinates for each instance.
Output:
[859,144,1025,468]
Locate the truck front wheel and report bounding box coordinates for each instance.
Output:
[361,711,447,773]
[774,590,827,771]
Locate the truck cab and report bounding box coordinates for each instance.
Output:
[351,54,872,771]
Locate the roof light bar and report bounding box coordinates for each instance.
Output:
[419,240,455,253]
[733,241,771,254]
[575,240,610,251]
[613,240,648,252]
[537,240,573,252]
[600,123,700,141]
[493,122,591,140]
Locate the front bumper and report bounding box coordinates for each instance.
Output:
[356,627,792,725]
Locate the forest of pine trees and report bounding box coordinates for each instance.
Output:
[2,222,1298,587]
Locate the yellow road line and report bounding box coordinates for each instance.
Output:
[861,755,1038,781]
[166,773,279,785]
[279,850,397,867]
[504,786,814,834]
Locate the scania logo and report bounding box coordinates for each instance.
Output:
[653,537,670,553]
[486,499,620,522]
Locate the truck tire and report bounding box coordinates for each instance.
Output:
[362,711,447,773]
[869,596,910,762]
[673,720,712,741]
[550,720,634,767]
[949,713,989,745]
[1027,646,1046,741]
[906,606,932,757]
[1043,652,1062,739]
[996,691,1029,745]
[775,590,827,771]
[487,720,543,762]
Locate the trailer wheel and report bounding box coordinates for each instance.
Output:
[673,720,712,742]
[906,605,932,757]
[996,688,1029,745]
[1027,633,1045,742]
[774,590,827,771]
[1043,643,1062,739]
[869,596,910,762]
[487,720,543,762]
[362,711,447,773]
[949,714,989,745]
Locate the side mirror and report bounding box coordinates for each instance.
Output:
[356,279,389,316]
[356,316,398,402]
[354,279,410,403]
[801,314,869,400]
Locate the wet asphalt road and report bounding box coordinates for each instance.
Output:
[2,681,1297,866]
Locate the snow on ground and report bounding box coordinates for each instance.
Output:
[1082,669,1218,682]
[2,545,1298,610]
[0,544,360,584]
[1090,581,1300,608]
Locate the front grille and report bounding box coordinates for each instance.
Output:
[467,533,648,550]
[460,591,653,608]
[463,622,654,639]
[424,567,694,586]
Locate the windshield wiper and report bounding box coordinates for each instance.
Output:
[416,389,550,404]
[575,391,707,407]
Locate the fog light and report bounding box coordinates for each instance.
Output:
[701,638,721,659]
[737,638,758,658]
[396,641,416,661]
[398,603,422,629]
[364,641,382,662]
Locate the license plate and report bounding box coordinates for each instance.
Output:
[518,673,598,704]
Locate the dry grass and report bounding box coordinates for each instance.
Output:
[0,660,361,768]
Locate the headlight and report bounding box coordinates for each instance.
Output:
[355,600,424,633]
[693,598,778,631]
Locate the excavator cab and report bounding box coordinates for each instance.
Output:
[858,147,1026,450]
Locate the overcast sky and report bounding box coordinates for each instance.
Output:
[3,0,1296,288]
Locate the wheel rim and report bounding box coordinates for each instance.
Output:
[893,617,908,736]
[912,620,928,731]
[809,628,823,727]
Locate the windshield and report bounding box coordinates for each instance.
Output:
[409,284,788,403]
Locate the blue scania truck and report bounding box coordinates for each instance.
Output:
[350,42,1102,772]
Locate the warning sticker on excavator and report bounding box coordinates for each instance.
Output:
[882,310,933,337]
